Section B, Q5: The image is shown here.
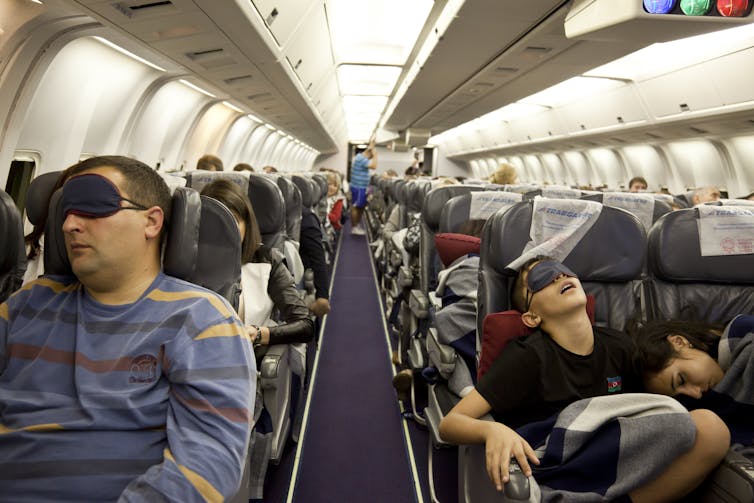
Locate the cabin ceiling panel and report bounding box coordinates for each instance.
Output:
[386,0,570,131]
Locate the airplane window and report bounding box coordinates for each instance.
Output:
[5,159,35,216]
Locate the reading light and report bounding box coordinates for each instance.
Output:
[680,0,712,15]
[644,0,677,13]
[93,37,165,72]
[178,79,215,98]
[717,0,750,16]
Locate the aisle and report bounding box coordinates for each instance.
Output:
[288,222,420,502]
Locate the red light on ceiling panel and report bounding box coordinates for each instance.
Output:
[717,0,750,16]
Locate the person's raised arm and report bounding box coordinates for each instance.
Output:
[119,311,255,502]
[439,389,539,492]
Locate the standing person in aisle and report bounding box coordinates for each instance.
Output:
[349,140,377,236]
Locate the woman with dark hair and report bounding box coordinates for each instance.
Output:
[200,179,314,350]
[634,315,754,446]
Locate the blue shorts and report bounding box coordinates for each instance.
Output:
[351,187,368,208]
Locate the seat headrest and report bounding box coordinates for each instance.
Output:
[291,175,317,208]
[406,181,430,213]
[273,175,303,241]
[164,188,242,307]
[421,185,485,232]
[485,201,645,281]
[248,174,286,250]
[26,171,62,226]
[0,189,25,301]
[435,233,481,267]
[312,174,328,202]
[439,191,523,233]
[648,208,754,283]
[185,171,249,194]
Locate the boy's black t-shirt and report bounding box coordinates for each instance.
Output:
[476,327,640,429]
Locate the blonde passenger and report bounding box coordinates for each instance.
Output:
[488,163,518,185]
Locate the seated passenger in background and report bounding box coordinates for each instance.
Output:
[262,165,278,173]
[200,179,314,349]
[628,176,648,192]
[0,156,255,502]
[196,153,223,171]
[326,171,345,232]
[692,185,722,205]
[488,162,518,185]
[634,316,754,447]
[439,256,728,502]
[233,162,254,172]
[300,203,331,318]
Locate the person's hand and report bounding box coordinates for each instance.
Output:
[308,298,331,317]
[483,422,539,491]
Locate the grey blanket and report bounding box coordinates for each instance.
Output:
[518,393,696,502]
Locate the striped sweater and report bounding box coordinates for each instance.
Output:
[0,273,255,502]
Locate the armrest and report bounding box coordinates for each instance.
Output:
[426,327,457,379]
[260,344,289,380]
[409,289,430,319]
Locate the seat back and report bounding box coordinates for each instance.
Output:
[645,206,754,323]
[44,186,242,309]
[247,174,287,253]
[272,175,302,242]
[439,191,523,234]
[25,171,62,228]
[0,189,25,302]
[291,175,317,210]
[478,200,646,337]
[420,185,485,293]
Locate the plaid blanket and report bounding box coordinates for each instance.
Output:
[517,393,696,502]
[703,314,754,446]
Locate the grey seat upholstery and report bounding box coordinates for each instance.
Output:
[25,171,62,229]
[645,207,754,323]
[0,189,25,302]
[272,175,302,242]
[247,174,287,253]
[291,175,318,211]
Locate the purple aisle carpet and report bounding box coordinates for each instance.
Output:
[289,222,418,502]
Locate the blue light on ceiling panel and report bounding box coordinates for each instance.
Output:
[644,0,677,13]
[680,0,713,14]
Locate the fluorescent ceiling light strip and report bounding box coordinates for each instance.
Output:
[265,124,276,131]
[179,79,215,98]
[247,113,263,123]
[223,101,244,113]
[93,36,165,72]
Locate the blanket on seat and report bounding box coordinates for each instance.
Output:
[700,314,754,447]
[517,393,696,502]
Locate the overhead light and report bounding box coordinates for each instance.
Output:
[518,76,622,107]
[265,124,276,131]
[223,101,243,113]
[327,0,433,65]
[336,64,402,96]
[93,36,165,72]
[30,0,44,3]
[179,79,215,98]
[247,113,262,123]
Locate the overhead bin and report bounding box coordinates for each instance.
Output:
[251,0,317,47]
[284,3,333,96]
[565,0,754,41]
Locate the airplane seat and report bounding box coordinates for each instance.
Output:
[395,185,485,422]
[247,174,288,254]
[644,207,754,503]
[645,207,754,323]
[291,175,317,211]
[0,188,26,303]
[423,190,524,501]
[265,175,305,288]
[459,199,646,503]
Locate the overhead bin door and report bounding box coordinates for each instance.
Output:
[251,0,317,47]
[284,3,333,96]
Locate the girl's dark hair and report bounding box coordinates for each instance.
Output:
[632,319,723,376]
[200,179,261,264]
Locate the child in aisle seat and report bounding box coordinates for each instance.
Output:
[439,256,729,501]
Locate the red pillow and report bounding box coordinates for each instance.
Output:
[434,233,481,267]
[478,295,596,380]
